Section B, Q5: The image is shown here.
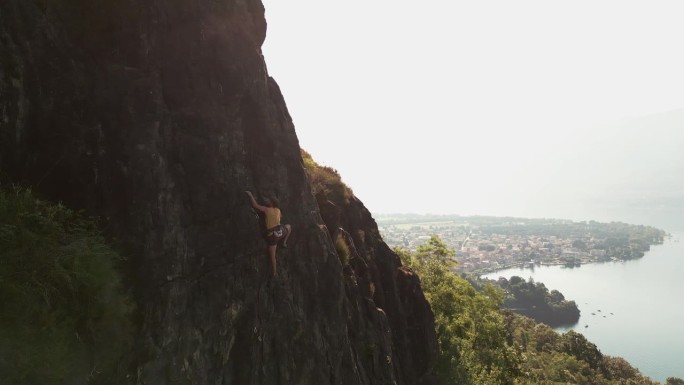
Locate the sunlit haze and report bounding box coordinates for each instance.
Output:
[261,0,684,231]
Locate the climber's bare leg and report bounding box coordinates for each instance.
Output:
[268,245,277,277]
[283,224,292,248]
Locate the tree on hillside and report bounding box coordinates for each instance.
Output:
[397,235,522,385]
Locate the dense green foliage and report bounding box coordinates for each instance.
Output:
[397,236,522,385]
[0,188,133,385]
[397,235,676,385]
[507,315,664,385]
[481,276,580,327]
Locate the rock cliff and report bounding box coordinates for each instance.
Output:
[0,1,437,384]
[303,152,438,384]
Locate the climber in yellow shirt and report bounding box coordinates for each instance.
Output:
[245,191,292,277]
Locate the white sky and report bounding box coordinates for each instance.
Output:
[261,0,684,228]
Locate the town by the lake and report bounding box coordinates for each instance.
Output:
[375,214,667,275]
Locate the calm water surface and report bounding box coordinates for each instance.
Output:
[482,232,684,382]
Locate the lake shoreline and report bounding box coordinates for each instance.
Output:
[481,233,684,382]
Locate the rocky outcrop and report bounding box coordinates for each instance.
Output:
[303,151,438,384]
[0,1,437,384]
[317,191,439,385]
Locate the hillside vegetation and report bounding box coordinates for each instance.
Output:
[0,188,133,385]
[396,235,679,385]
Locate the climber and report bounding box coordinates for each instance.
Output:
[245,191,292,277]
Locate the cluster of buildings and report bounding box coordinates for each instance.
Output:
[377,218,650,275]
[453,233,609,274]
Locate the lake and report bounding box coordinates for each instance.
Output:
[482,232,684,383]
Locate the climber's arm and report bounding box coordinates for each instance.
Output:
[245,191,268,212]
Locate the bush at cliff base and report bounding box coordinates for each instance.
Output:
[0,187,133,385]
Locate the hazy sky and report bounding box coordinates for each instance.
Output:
[261,0,684,229]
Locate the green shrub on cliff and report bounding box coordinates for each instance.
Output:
[301,149,353,204]
[0,187,133,385]
[335,234,351,266]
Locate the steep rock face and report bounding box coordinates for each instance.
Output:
[304,153,438,384]
[0,1,437,384]
[317,191,439,385]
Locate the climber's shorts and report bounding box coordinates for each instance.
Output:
[266,225,288,246]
